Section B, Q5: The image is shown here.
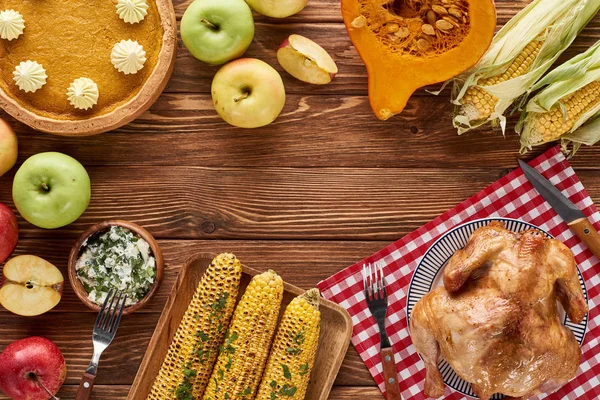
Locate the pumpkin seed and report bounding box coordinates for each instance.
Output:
[417,38,432,50]
[385,23,400,33]
[421,23,436,36]
[426,10,437,26]
[431,5,448,15]
[351,15,367,28]
[442,15,461,27]
[395,26,411,38]
[448,7,462,18]
[436,19,454,31]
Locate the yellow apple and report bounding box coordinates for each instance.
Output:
[246,0,307,18]
[211,58,286,128]
[0,118,17,178]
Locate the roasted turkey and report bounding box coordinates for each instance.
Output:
[410,221,588,399]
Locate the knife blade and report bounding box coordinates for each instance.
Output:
[518,159,600,260]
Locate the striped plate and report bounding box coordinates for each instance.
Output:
[406,217,588,399]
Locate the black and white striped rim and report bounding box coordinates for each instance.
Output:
[406,218,589,399]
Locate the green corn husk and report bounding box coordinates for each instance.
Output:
[517,40,600,157]
[451,0,600,135]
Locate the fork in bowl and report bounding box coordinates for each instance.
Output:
[363,262,402,400]
[76,289,128,400]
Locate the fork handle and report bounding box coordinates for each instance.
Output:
[75,372,96,400]
[381,347,402,400]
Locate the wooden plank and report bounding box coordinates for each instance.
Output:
[0,385,385,400]
[4,93,600,169]
[1,167,599,241]
[0,241,377,388]
[172,0,532,25]
[6,239,388,313]
[165,22,600,94]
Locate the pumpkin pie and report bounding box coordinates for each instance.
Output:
[0,0,176,136]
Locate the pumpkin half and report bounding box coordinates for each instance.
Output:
[342,0,496,120]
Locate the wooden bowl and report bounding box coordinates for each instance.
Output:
[68,220,164,315]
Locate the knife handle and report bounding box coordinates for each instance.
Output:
[381,347,402,400]
[569,217,600,261]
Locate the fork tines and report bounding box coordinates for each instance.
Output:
[362,262,387,300]
[95,289,128,334]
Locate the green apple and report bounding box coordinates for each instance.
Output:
[246,0,307,18]
[211,58,286,128]
[12,152,91,229]
[180,0,254,65]
[0,118,18,178]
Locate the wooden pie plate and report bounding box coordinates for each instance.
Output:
[0,0,177,136]
[128,254,353,400]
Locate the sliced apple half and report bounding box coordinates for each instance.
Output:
[277,34,338,85]
[0,255,64,316]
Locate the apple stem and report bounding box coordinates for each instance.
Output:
[200,18,218,30]
[41,182,49,191]
[30,374,60,400]
[234,92,250,103]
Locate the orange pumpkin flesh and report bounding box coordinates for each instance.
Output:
[342,0,496,120]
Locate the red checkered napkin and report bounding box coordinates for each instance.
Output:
[317,145,600,400]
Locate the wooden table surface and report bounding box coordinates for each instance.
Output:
[1,0,599,399]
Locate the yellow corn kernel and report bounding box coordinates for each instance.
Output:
[461,38,544,120]
[203,270,284,400]
[255,289,322,400]
[147,253,242,400]
[533,79,600,143]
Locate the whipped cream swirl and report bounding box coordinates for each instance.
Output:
[111,40,147,75]
[116,0,149,24]
[13,61,47,93]
[67,78,99,110]
[0,9,25,41]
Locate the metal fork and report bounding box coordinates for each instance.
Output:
[363,263,402,400]
[76,290,127,400]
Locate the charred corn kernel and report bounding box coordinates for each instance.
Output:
[148,253,242,400]
[255,289,322,400]
[528,80,600,143]
[460,39,543,121]
[203,270,284,400]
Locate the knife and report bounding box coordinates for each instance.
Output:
[518,159,600,260]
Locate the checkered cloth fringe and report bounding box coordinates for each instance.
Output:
[318,146,600,399]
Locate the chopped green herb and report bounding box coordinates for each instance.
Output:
[282,364,292,380]
[278,384,297,397]
[299,363,309,376]
[270,380,277,389]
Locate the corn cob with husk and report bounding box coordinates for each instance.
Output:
[518,40,600,156]
[147,253,242,400]
[255,289,322,400]
[451,0,600,135]
[203,270,284,400]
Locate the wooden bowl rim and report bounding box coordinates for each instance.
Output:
[0,0,177,136]
[68,220,164,315]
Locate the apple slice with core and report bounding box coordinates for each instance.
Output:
[0,255,64,316]
[277,34,338,85]
[0,336,66,400]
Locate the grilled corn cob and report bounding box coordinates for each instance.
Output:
[255,289,321,400]
[519,40,600,156]
[203,270,284,400]
[451,0,600,135]
[148,253,242,400]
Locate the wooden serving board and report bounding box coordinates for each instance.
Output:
[127,254,353,400]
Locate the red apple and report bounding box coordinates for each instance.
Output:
[0,255,64,316]
[0,118,18,178]
[0,202,18,264]
[0,337,67,400]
